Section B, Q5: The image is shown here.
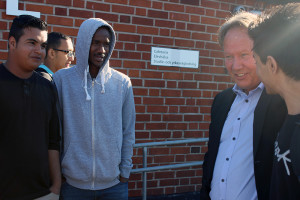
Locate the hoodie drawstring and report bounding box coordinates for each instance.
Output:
[101,72,105,94]
[84,67,91,101]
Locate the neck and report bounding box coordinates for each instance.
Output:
[89,65,101,79]
[43,60,56,73]
[5,59,33,79]
[279,79,300,115]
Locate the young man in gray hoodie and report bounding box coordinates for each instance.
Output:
[54,18,136,199]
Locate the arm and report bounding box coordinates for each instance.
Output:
[48,150,61,194]
[119,80,136,180]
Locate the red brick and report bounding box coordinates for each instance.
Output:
[47,16,73,26]
[152,1,163,9]
[178,81,197,88]
[155,171,175,179]
[165,98,185,105]
[147,188,164,196]
[137,26,158,35]
[186,6,205,15]
[118,33,140,42]
[151,131,171,138]
[86,2,110,11]
[52,27,78,36]
[0,41,7,50]
[141,71,162,79]
[0,21,8,30]
[143,97,164,105]
[133,88,148,96]
[148,9,168,19]
[46,0,71,6]
[146,122,167,130]
[168,123,188,130]
[167,81,177,88]
[105,0,128,4]
[192,32,211,40]
[170,12,189,22]
[180,0,199,6]
[164,72,184,80]
[153,37,174,45]
[73,0,85,8]
[144,80,165,87]
[137,44,151,52]
[112,5,134,14]
[135,8,147,16]
[171,30,190,39]
[26,4,53,14]
[190,15,201,23]
[154,155,175,163]
[201,0,220,9]
[131,79,142,86]
[130,0,151,7]
[180,106,199,113]
[171,147,190,154]
[205,8,216,17]
[169,106,179,113]
[176,185,195,193]
[184,115,203,121]
[165,3,184,12]
[163,114,182,121]
[160,179,180,186]
[149,147,169,155]
[176,22,186,30]
[155,20,175,28]
[161,89,181,97]
[119,51,141,60]
[175,39,194,48]
[152,114,162,121]
[132,17,153,26]
[95,13,119,22]
[159,28,170,36]
[0,52,8,60]
[149,89,160,96]
[114,23,136,33]
[214,75,231,82]
[147,106,168,113]
[187,23,205,32]
[69,9,93,18]
[124,60,145,69]
[183,90,202,97]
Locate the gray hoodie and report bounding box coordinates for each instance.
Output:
[53,18,135,190]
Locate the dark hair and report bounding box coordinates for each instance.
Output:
[8,15,47,43]
[46,32,70,57]
[248,3,300,80]
[218,12,257,49]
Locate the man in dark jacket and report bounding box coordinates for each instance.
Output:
[200,12,286,200]
[0,15,61,199]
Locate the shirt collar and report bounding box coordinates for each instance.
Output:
[232,82,264,96]
[39,64,54,76]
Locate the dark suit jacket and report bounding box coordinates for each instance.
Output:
[200,87,287,200]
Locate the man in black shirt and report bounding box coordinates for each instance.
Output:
[248,3,300,199]
[0,15,61,199]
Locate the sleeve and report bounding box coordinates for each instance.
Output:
[119,79,136,179]
[48,83,61,151]
[200,95,220,200]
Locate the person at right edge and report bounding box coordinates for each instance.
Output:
[53,18,135,199]
[200,12,287,200]
[248,3,300,199]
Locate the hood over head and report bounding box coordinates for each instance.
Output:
[75,18,116,100]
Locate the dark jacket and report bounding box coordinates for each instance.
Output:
[200,87,287,200]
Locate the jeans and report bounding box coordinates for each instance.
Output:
[60,181,128,200]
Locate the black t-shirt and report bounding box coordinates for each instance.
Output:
[270,114,300,200]
[0,64,60,199]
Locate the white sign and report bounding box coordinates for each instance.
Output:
[6,0,40,18]
[151,47,199,68]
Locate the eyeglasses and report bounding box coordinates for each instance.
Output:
[53,48,75,58]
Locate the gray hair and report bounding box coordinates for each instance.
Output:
[218,12,258,49]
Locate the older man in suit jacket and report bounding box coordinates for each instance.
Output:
[200,12,287,200]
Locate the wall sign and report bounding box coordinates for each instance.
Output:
[6,0,40,18]
[151,47,199,68]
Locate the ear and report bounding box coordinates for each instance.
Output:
[8,36,17,50]
[48,49,56,59]
[266,56,279,74]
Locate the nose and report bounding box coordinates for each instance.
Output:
[98,44,106,54]
[35,45,44,55]
[232,57,243,71]
[69,55,75,62]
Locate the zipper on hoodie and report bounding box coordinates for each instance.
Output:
[91,80,96,189]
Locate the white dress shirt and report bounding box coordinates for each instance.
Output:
[210,83,264,200]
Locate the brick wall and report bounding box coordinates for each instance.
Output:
[0,0,257,197]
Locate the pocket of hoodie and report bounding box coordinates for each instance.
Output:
[95,140,121,182]
[61,141,92,182]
